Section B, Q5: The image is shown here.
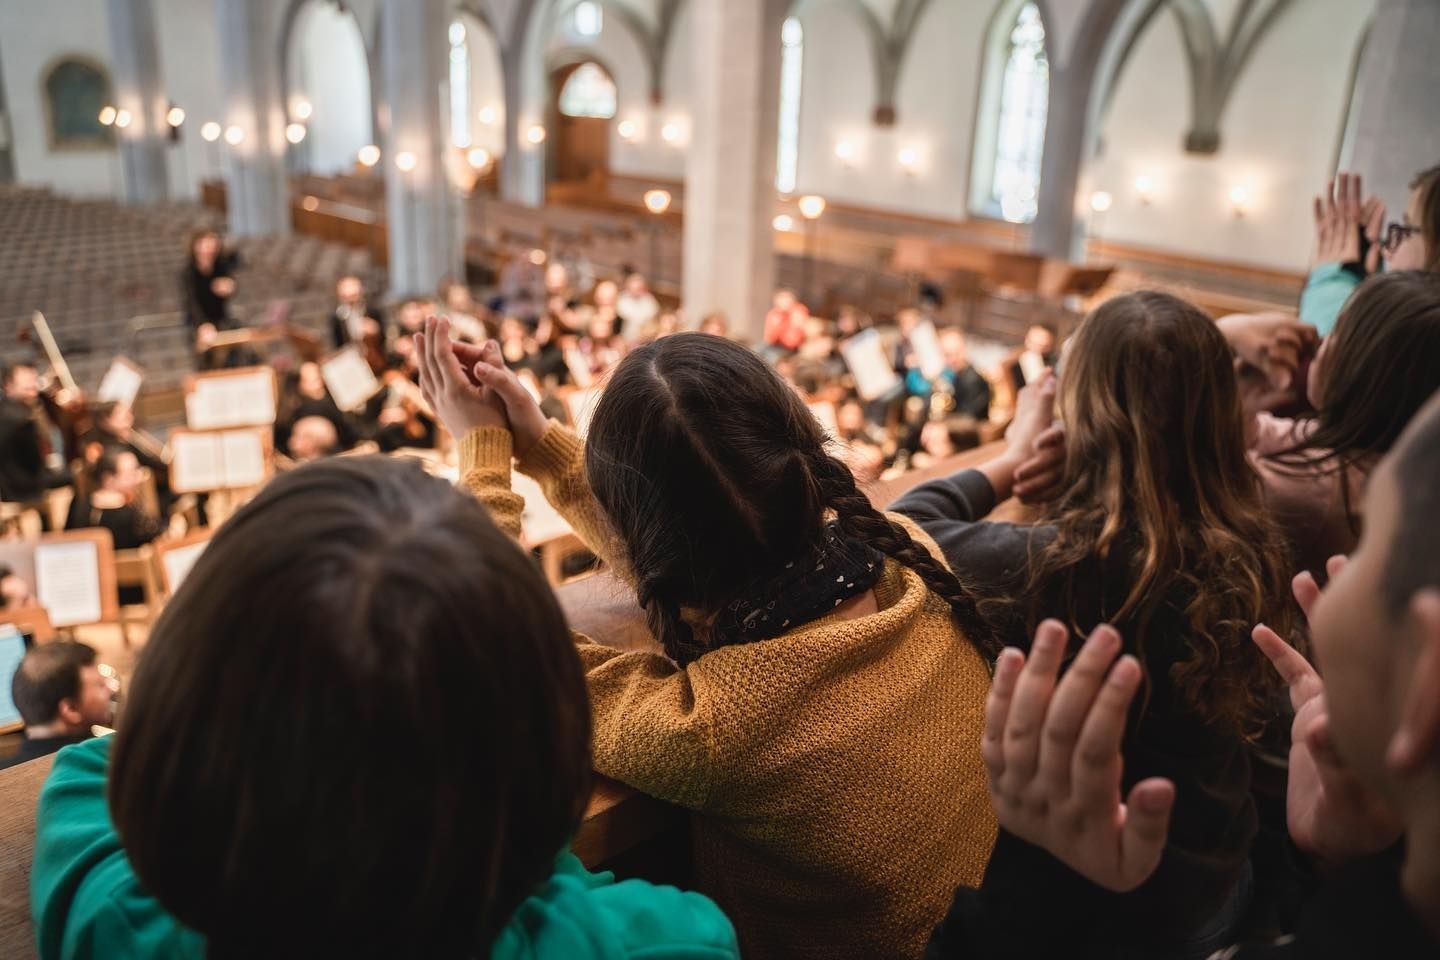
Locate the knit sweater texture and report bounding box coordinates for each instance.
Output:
[460,423,997,960]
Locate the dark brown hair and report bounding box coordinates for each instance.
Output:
[1023,292,1296,738]
[109,456,590,959]
[12,640,96,727]
[1412,164,1440,272]
[583,332,994,665]
[1383,392,1440,617]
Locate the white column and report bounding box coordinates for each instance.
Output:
[1029,68,1089,261]
[1347,0,1440,215]
[381,0,462,296]
[682,0,786,340]
[216,0,289,236]
[499,48,545,208]
[106,0,168,204]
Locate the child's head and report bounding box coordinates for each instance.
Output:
[1387,163,1439,273]
[1300,271,1440,467]
[1044,291,1295,737]
[109,457,590,957]
[583,333,990,664]
[1313,390,1440,805]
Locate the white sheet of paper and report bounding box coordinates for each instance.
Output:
[97,359,144,409]
[840,330,901,401]
[186,369,276,430]
[512,473,573,545]
[171,433,224,493]
[220,429,266,487]
[321,347,380,412]
[162,541,208,593]
[567,388,602,439]
[910,320,946,380]
[564,348,595,389]
[34,541,104,627]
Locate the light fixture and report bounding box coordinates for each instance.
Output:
[395,151,417,173]
[113,109,132,129]
[285,122,307,144]
[773,214,795,232]
[528,248,548,266]
[1229,184,1251,218]
[834,140,857,166]
[166,105,186,128]
[660,121,681,145]
[1089,190,1113,214]
[574,0,602,37]
[643,189,672,215]
[301,195,320,212]
[526,124,547,145]
[200,121,221,142]
[617,119,638,142]
[897,146,920,175]
[98,105,117,126]
[223,124,244,145]
[798,194,827,220]
[294,99,313,121]
[467,147,492,169]
[478,105,497,125]
[1135,174,1155,205]
[357,144,381,167]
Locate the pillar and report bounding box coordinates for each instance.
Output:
[499,49,545,208]
[1346,0,1440,215]
[682,0,786,340]
[215,0,289,236]
[381,0,462,296]
[106,0,168,204]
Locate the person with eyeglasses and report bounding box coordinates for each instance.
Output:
[1301,166,1439,337]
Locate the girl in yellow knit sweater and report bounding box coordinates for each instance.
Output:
[415,319,1007,960]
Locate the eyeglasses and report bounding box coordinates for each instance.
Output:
[1384,222,1422,251]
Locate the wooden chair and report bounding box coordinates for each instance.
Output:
[113,545,161,648]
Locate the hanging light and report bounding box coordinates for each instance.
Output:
[467,147,492,169]
[1089,190,1113,213]
[797,195,827,220]
[98,105,117,126]
[113,109,133,129]
[478,105,497,125]
[395,151,418,173]
[200,121,221,142]
[285,123,307,144]
[1135,174,1156,205]
[357,144,381,167]
[294,99,313,121]
[223,125,244,145]
[166,105,186,128]
[643,189,672,215]
[526,124,547,145]
[773,214,796,232]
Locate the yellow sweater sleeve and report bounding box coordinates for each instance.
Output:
[514,421,626,575]
[574,638,716,810]
[457,427,525,542]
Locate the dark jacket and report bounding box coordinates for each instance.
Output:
[0,397,47,502]
[0,732,90,770]
[179,255,237,330]
[893,469,1257,957]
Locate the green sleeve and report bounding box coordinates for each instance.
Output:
[1299,262,1361,338]
[31,737,203,960]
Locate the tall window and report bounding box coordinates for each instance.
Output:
[574,1,603,38]
[44,59,113,150]
[776,16,803,194]
[989,3,1048,223]
[449,20,471,146]
[558,62,617,119]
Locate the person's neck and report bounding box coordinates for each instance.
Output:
[1402,782,1440,939]
[25,720,82,741]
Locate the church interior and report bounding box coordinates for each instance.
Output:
[1,0,1439,957]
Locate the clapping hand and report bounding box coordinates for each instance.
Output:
[415,317,508,439]
[983,620,1175,892]
[1313,173,1386,274]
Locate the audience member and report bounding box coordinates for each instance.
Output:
[425,322,999,959]
[699,311,731,339]
[2,641,113,770]
[763,288,810,356]
[616,272,661,344]
[31,457,738,959]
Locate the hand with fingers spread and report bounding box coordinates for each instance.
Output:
[1253,556,1403,863]
[414,317,508,440]
[983,620,1175,893]
[1313,172,1385,270]
[446,337,550,458]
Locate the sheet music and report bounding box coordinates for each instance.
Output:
[220,429,266,487]
[321,347,380,412]
[97,359,144,408]
[186,368,277,430]
[171,433,225,493]
[512,473,573,545]
[162,541,208,593]
[840,330,901,401]
[34,541,104,627]
[567,388,602,439]
[910,320,946,380]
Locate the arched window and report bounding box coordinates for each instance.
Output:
[449,20,471,147]
[775,16,803,194]
[44,58,113,150]
[973,2,1049,223]
[558,62,617,119]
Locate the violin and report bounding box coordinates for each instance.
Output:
[18,312,90,463]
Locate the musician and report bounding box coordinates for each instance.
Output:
[180,229,240,370]
[328,275,384,351]
[0,564,36,610]
[905,328,992,422]
[274,362,359,454]
[0,362,71,515]
[440,279,494,343]
[1003,322,1059,396]
[65,448,164,605]
[83,402,172,512]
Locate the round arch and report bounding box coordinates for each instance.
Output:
[281,0,375,173]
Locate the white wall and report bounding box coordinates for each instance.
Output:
[290,2,373,175]
[156,0,225,199]
[1087,0,1374,270]
[463,13,506,158]
[0,0,118,197]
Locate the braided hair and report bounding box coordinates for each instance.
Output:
[584,333,996,665]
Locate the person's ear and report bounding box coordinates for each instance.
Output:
[56,697,84,729]
[1387,589,1440,774]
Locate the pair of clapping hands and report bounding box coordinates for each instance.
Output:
[413,316,549,458]
[987,557,1402,893]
